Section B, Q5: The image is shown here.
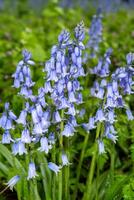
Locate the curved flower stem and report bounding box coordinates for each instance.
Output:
[110,143,115,174]
[72,132,89,200]
[96,155,100,200]
[0,186,10,195]
[83,122,101,200]
[58,110,64,200]
[33,179,41,200]
[52,145,56,200]
[38,154,51,200]
[64,137,70,200]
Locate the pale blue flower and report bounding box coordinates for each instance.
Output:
[98,140,105,154]
[38,137,52,153]
[12,141,27,155]
[95,108,105,122]
[27,162,38,180]
[2,130,12,144]
[6,175,20,190]
[21,129,31,144]
[126,108,134,120]
[106,133,118,143]
[62,153,70,166]
[16,110,27,125]
[48,162,61,175]
[62,123,75,137]
[53,111,61,123]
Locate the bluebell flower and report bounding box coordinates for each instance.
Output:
[88,117,96,130]
[31,108,40,124]
[62,153,70,166]
[91,81,104,99]
[104,123,117,136]
[2,130,12,144]
[9,111,17,121]
[53,111,61,123]
[19,86,32,97]
[0,103,16,130]
[126,52,134,65]
[36,103,43,118]
[58,30,70,44]
[79,108,85,118]
[126,108,134,120]
[44,81,53,93]
[106,109,116,123]
[12,50,35,99]
[68,91,77,103]
[86,10,102,58]
[62,123,75,137]
[56,61,62,74]
[21,129,31,144]
[73,79,80,91]
[107,83,114,98]
[6,175,20,190]
[48,132,55,145]
[48,162,61,175]
[98,140,105,154]
[90,49,112,77]
[12,141,27,155]
[74,21,85,42]
[106,133,118,143]
[66,104,76,116]
[59,97,69,109]
[115,96,124,108]
[38,137,52,153]
[33,123,43,135]
[68,115,77,127]
[16,110,27,125]
[27,162,38,180]
[76,93,83,104]
[22,49,32,63]
[105,97,115,108]
[82,117,96,132]
[41,117,50,130]
[95,108,105,122]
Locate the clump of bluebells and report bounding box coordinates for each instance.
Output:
[84,49,134,154]
[0,15,134,200]
[0,22,85,191]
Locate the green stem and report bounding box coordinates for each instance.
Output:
[96,155,99,200]
[83,122,101,200]
[110,143,115,176]
[39,154,51,200]
[52,145,56,200]
[73,132,89,200]
[58,110,64,200]
[64,137,70,200]
[33,179,41,200]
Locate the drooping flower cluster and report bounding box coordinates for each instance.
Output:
[0,22,85,188]
[0,102,16,144]
[12,49,35,99]
[84,51,134,153]
[43,21,85,138]
[84,9,103,61]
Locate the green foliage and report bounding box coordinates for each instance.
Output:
[123,177,134,200]
[1,2,134,200]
